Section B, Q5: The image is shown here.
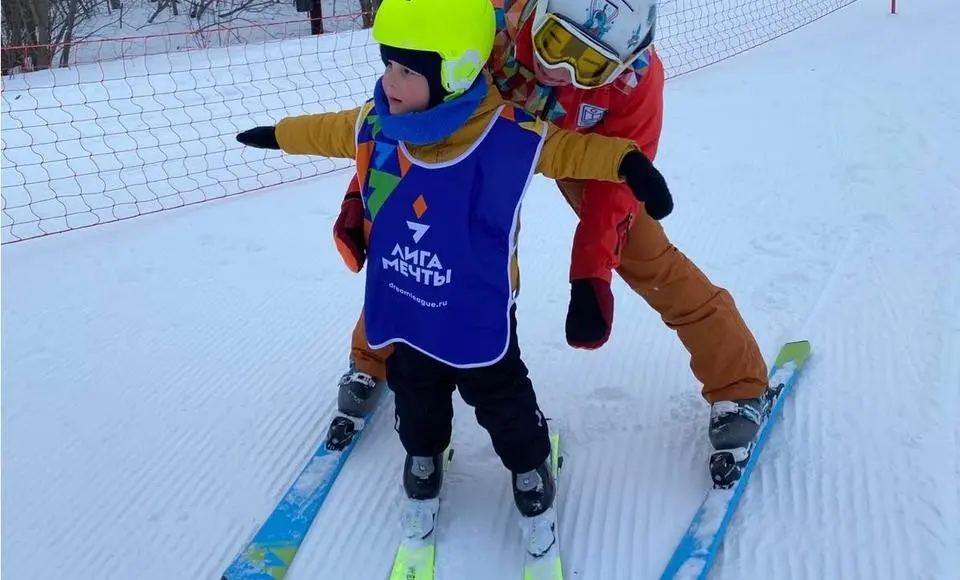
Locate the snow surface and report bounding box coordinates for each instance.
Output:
[3,0,960,579]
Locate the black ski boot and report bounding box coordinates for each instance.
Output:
[403,454,445,500]
[708,385,780,488]
[399,454,445,540]
[512,460,556,518]
[514,459,558,557]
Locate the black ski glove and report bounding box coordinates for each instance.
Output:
[236,126,280,150]
[565,277,614,350]
[617,149,674,220]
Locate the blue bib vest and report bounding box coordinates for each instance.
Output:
[357,104,547,368]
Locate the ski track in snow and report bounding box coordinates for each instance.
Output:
[4,1,960,579]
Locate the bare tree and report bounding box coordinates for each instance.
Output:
[1,0,104,72]
[2,0,52,71]
[358,0,380,29]
[2,0,375,73]
[309,0,323,35]
[147,0,180,23]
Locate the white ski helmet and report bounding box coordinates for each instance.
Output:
[532,0,658,87]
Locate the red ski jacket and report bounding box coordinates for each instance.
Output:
[488,0,666,282]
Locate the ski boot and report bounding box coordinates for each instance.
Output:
[399,454,445,540]
[708,382,783,488]
[337,361,382,418]
[325,361,384,451]
[514,459,557,558]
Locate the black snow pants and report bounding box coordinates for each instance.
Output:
[385,306,551,474]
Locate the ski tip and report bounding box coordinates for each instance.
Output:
[774,340,812,368]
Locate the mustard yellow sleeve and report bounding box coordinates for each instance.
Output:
[534,123,637,182]
[273,106,363,159]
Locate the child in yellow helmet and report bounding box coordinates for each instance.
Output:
[235,0,672,551]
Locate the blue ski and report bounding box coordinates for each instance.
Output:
[660,340,812,580]
[222,391,391,580]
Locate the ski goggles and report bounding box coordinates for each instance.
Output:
[532,12,636,89]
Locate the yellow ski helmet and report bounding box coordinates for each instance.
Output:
[373,0,495,97]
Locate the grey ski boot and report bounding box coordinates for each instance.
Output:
[337,361,382,418]
[324,361,384,451]
[708,383,782,488]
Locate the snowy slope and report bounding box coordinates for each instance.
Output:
[3,1,959,579]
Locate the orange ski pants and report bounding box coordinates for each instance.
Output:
[348,181,768,403]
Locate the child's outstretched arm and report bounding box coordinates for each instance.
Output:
[536,123,633,183]
[535,122,673,221]
[235,105,367,160]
